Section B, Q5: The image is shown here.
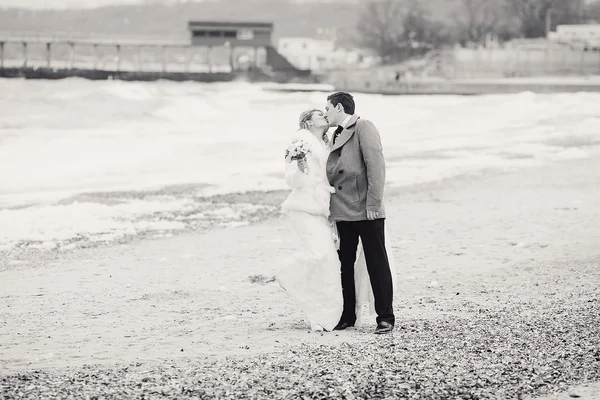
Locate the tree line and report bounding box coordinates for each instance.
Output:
[357,0,600,63]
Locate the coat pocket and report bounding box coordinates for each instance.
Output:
[350,175,360,203]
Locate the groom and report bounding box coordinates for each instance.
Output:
[325,91,395,334]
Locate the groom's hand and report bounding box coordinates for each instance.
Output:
[366,210,379,220]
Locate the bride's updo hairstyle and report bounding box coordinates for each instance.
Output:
[298,109,321,130]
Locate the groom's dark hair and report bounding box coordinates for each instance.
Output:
[327,92,355,115]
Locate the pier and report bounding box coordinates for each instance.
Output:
[0,25,309,82]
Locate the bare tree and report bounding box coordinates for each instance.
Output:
[505,0,584,38]
[454,0,502,45]
[356,0,406,62]
[356,0,450,63]
[586,0,600,22]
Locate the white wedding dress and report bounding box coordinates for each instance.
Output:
[278,128,396,331]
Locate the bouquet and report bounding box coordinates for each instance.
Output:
[284,140,311,174]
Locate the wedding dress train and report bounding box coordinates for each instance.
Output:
[278,219,396,331]
[278,210,343,331]
[353,229,396,327]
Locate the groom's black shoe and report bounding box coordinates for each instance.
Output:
[374,321,394,334]
[333,321,355,331]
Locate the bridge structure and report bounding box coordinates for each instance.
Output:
[0,30,197,72]
[0,22,306,78]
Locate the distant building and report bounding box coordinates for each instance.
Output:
[277,37,335,71]
[548,24,600,49]
[188,21,274,49]
[187,21,307,74]
[277,37,377,72]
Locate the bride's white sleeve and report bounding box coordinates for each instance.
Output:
[284,159,310,189]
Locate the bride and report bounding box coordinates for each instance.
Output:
[278,109,395,332]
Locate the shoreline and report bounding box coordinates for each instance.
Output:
[0,164,552,268]
[331,75,600,95]
[0,66,310,84]
[4,143,600,261]
[3,69,600,95]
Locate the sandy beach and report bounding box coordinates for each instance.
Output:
[1,154,599,398]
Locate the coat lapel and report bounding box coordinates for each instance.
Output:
[330,115,360,152]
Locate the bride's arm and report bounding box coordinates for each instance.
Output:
[284,159,310,189]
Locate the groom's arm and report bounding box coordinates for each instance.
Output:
[357,120,386,212]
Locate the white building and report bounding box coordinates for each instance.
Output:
[277,37,335,71]
[548,24,600,48]
[277,37,377,71]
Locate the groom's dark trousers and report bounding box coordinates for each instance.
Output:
[336,218,395,326]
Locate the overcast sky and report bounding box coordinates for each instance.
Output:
[0,0,192,9]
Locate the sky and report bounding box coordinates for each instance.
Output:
[0,0,193,9]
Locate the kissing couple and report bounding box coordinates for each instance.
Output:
[277,91,396,335]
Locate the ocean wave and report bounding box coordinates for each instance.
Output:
[1,79,599,250]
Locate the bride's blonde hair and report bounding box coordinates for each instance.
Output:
[299,108,330,145]
[298,109,321,130]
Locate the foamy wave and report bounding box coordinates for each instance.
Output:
[1,79,600,249]
[0,196,276,252]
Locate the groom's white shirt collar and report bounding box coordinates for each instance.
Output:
[328,115,352,142]
[340,115,352,128]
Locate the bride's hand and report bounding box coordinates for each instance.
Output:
[297,158,308,173]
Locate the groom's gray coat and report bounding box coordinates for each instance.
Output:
[326,114,386,222]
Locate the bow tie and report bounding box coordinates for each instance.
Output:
[332,125,344,144]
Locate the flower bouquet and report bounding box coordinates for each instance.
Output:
[284,140,311,174]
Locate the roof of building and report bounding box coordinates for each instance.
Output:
[188,21,274,30]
